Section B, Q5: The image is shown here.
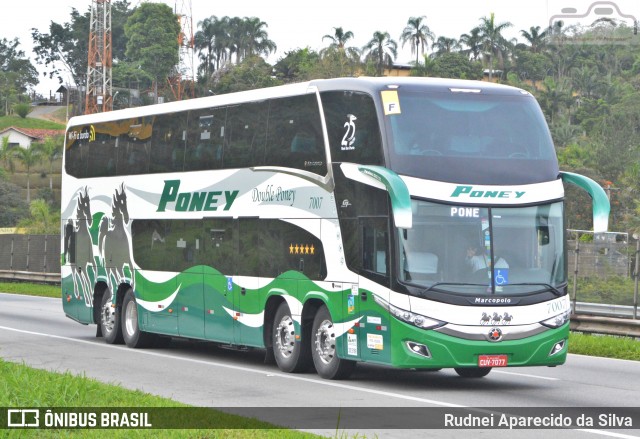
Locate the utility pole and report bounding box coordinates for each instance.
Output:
[85,0,113,114]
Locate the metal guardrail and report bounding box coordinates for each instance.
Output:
[0,270,59,284]
[574,302,636,319]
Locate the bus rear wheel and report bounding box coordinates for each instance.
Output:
[100,290,123,344]
[272,302,311,373]
[454,367,492,378]
[311,305,356,380]
[122,289,156,348]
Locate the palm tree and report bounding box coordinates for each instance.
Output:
[0,136,15,173]
[242,17,277,59]
[363,31,398,76]
[432,36,461,57]
[13,146,42,203]
[322,26,360,59]
[478,13,513,79]
[35,135,63,191]
[459,27,482,61]
[520,26,547,53]
[400,16,434,65]
[195,16,225,78]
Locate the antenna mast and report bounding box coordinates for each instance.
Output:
[168,0,195,100]
[85,0,113,114]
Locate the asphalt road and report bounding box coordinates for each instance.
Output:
[1,292,639,438]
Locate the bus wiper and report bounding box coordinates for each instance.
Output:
[419,282,487,294]
[503,283,565,296]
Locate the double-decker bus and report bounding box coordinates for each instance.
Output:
[61,77,609,379]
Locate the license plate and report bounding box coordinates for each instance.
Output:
[478,354,508,367]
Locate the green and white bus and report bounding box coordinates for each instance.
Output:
[61,77,609,379]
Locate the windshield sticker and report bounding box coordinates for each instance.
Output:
[341,114,357,151]
[381,90,401,115]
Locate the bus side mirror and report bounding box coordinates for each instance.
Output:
[560,171,610,233]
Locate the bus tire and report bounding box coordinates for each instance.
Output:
[100,289,123,344]
[122,289,156,348]
[454,367,492,378]
[311,305,356,380]
[272,301,311,373]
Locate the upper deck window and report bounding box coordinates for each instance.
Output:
[385,90,559,185]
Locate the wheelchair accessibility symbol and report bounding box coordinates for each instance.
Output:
[494,269,509,286]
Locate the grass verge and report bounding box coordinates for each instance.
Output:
[0,358,320,438]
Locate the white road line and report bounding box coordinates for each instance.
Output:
[576,429,640,439]
[492,369,560,381]
[1,324,637,438]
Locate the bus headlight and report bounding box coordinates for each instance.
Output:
[541,310,570,328]
[373,295,445,330]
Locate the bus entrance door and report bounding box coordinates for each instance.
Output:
[178,272,205,339]
[204,273,235,344]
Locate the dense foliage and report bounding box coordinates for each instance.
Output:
[1,7,637,237]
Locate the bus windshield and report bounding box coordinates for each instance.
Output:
[385,90,558,185]
[397,200,565,296]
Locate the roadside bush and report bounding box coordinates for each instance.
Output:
[14,103,32,118]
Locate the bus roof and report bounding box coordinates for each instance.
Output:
[67,77,529,129]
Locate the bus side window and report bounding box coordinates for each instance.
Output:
[265,94,326,174]
[185,108,227,171]
[150,112,188,173]
[224,102,267,169]
[320,91,384,165]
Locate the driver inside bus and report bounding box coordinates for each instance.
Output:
[466,246,508,272]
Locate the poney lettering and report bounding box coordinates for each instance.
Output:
[157,180,239,212]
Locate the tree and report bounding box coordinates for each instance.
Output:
[212,56,281,94]
[478,13,513,79]
[520,26,547,53]
[125,2,180,103]
[240,17,277,60]
[31,1,132,88]
[431,36,461,57]
[322,27,360,60]
[460,27,483,61]
[429,53,483,79]
[0,179,28,226]
[36,135,64,191]
[400,16,434,65]
[273,48,321,82]
[362,31,398,76]
[13,146,42,203]
[513,50,551,85]
[14,103,31,118]
[195,15,230,80]
[0,136,15,173]
[17,199,60,234]
[0,38,38,114]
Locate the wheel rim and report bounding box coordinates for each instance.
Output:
[275,315,296,358]
[124,300,137,337]
[101,297,116,333]
[314,319,336,365]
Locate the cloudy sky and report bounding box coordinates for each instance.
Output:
[2,0,638,95]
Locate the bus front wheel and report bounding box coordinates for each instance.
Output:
[122,289,156,348]
[100,290,123,344]
[272,302,311,373]
[311,305,356,380]
[454,367,492,378]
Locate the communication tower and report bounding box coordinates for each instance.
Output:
[168,0,196,100]
[85,0,113,114]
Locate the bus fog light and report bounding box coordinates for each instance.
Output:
[407,341,431,358]
[549,339,566,356]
